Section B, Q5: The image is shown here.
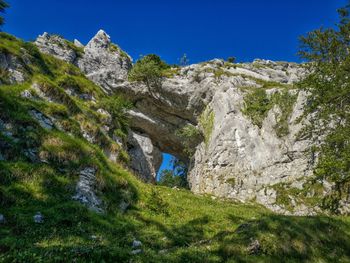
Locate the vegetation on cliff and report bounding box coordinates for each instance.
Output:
[299,2,350,213]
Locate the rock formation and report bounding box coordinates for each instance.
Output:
[21,29,346,215]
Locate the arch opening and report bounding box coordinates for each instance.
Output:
[156,152,189,188]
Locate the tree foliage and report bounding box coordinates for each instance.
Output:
[158,157,188,188]
[0,0,9,27]
[299,2,350,213]
[128,54,170,95]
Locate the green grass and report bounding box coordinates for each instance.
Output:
[1,32,350,263]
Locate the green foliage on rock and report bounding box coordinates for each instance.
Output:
[242,89,272,128]
[0,0,8,27]
[242,88,297,135]
[298,1,350,213]
[175,124,202,156]
[199,105,215,148]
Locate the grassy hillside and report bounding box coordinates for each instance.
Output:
[0,33,350,263]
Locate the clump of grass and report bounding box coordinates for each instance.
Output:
[199,106,215,147]
[242,88,297,134]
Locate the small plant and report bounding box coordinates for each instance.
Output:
[147,188,169,215]
[175,124,202,156]
[199,106,215,148]
[227,57,236,63]
[242,89,273,128]
[128,54,170,94]
[179,53,189,66]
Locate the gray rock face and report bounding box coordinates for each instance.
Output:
[35,30,132,93]
[128,131,162,182]
[29,109,54,130]
[0,52,26,83]
[33,212,44,223]
[76,30,132,92]
[72,167,103,213]
[29,31,340,215]
[0,214,6,224]
[35,32,78,63]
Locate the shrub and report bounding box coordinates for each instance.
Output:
[242,89,272,128]
[175,124,202,156]
[128,54,170,91]
[98,95,132,137]
[158,169,188,188]
[199,106,215,147]
[227,57,236,63]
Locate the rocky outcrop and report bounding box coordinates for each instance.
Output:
[72,167,103,213]
[35,32,78,63]
[35,30,132,93]
[0,52,26,84]
[128,130,162,182]
[30,30,346,215]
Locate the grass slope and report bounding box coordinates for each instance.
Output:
[0,33,350,263]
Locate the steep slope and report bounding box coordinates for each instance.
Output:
[1,31,350,263]
[33,29,346,215]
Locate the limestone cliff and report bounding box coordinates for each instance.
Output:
[4,29,346,215]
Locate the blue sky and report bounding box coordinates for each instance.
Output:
[2,0,347,176]
[3,0,347,64]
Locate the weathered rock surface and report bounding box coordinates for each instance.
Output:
[35,32,78,63]
[0,52,26,83]
[72,167,103,213]
[128,130,162,182]
[30,30,347,215]
[35,30,132,93]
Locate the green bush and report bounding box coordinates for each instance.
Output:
[158,169,188,188]
[242,89,272,128]
[128,54,170,90]
[175,124,202,156]
[199,106,215,147]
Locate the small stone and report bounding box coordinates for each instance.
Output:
[20,90,32,98]
[132,240,142,248]
[131,249,142,255]
[0,214,6,224]
[33,212,44,224]
[247,239,260,254]
[119,200,129,213]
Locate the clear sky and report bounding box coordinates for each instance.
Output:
[3,0,347,65]
[2,0,347,176]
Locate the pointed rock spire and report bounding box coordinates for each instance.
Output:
[86,29,111,50]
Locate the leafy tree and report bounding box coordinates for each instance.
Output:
[227,56,236,63]
[0,0,9,27]
[298,2,350,213]
[128,54,170,96]
[158,157,188,188]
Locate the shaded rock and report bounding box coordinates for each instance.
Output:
[247,239,260,254]
[72,167,103,213]
[33,212,44,224]
[29,109,54,130]
[131,249,142,255]
[119,200,130,213]
[0,214,6,224]
[132,240,142,248]
[128,131,162,182]
[0,52,26,84]
[20,90,33,98]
